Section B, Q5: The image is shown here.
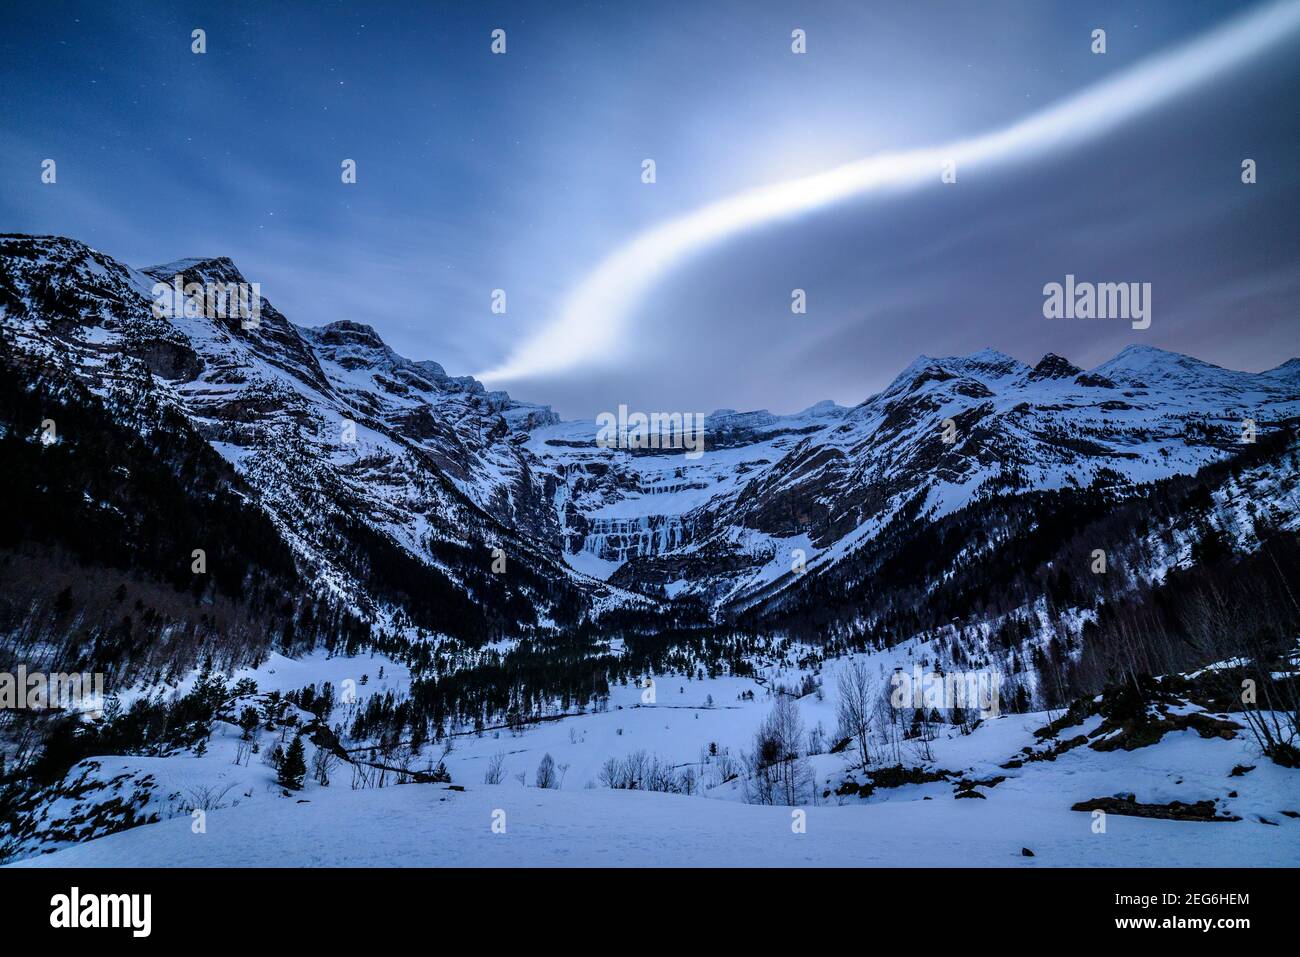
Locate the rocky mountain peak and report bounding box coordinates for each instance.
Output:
[1028,352,1083,380]
[141,255,248,288]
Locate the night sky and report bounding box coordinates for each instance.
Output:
[2,0,1297,417]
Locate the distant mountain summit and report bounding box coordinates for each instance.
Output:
[3,234,1298,626]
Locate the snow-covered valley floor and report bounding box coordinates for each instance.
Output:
[7,649,1298,868]
[10,762,1293,868]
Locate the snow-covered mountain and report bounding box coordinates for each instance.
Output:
[3,234,1298,870]
[529,346,1300,613]
[0,234,636,648]
[3,234,1297,636]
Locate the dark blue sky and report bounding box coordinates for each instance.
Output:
[2,0,1297,417]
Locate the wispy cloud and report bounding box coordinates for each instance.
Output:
[477,0,1300,385]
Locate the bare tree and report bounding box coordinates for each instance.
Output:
[836,661,875,771]
[1182,558,1300,766]
[483,751,506,785]
[678,766,697,795]
[597,750,684,793]
[311,746,339,786]
[874,693,903,766]
[183,782,237,813]
[744,696,812,806]
[713,745,738,784]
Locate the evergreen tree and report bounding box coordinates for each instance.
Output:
[102,694,123,723]
[238,706,260,740]
[278,736,307,790]
[950,701,966,727]
[535,752,556,789]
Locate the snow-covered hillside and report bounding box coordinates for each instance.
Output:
[10,652,1298,867]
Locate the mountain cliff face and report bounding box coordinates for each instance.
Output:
[0,235,625,662]
[529,346,1300,614]
[2,234,1298,650]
